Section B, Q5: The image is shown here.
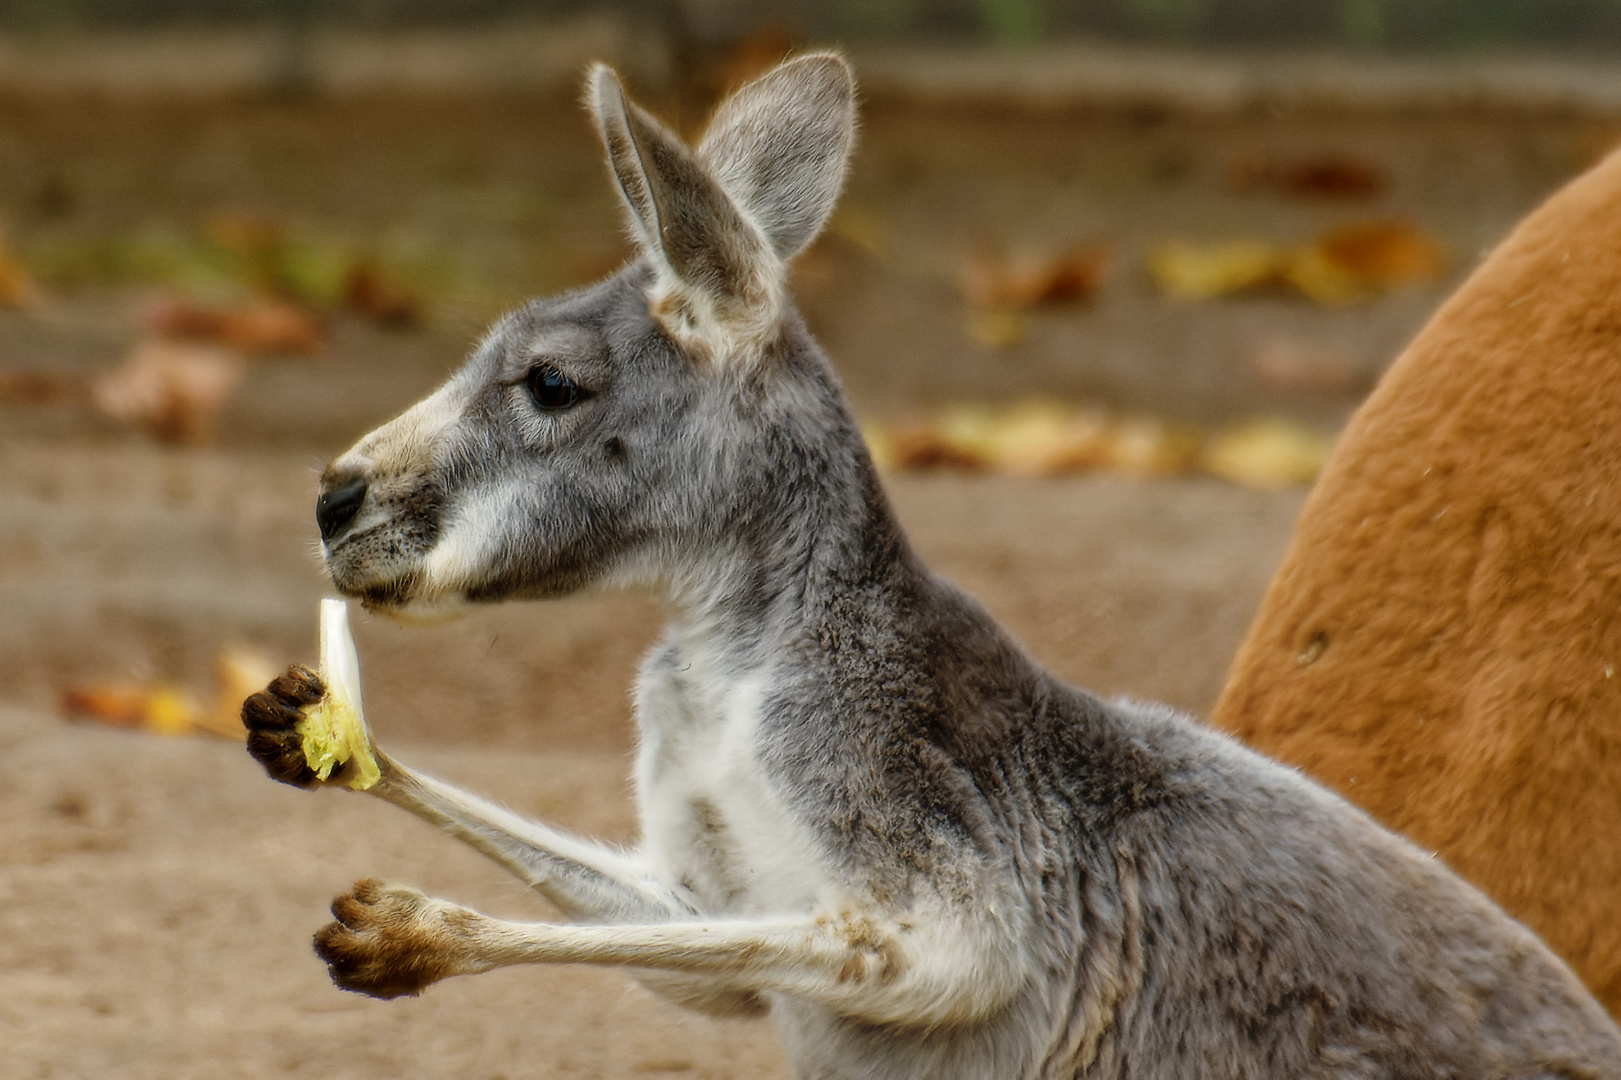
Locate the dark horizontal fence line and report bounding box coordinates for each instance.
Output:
[7,0,1621,50]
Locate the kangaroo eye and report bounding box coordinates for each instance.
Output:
[526,365,581,411]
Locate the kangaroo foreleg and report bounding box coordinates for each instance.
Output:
[242,667,691,924]
[314,879,899,1008]
[368,751,693,922]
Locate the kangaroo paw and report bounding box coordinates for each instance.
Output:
[240,664,324,788]
[314,879,484,999]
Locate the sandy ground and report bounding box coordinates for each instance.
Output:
[0,433,1300,1080]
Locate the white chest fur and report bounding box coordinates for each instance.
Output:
[633,653,828,916]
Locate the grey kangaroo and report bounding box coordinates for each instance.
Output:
[241,54,1621,1079]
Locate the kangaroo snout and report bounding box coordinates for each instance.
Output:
[317,472,368,542]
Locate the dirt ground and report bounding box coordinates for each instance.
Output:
[0,49,1611,1080]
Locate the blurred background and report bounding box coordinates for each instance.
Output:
[1,4,1618,1079]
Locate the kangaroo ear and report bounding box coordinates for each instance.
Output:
[587,64,777,340]
[698,53,857,261]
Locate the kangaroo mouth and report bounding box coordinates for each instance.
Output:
[322,526,431,608]
[323,528,479,624]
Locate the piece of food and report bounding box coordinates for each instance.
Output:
[296,599,381,790]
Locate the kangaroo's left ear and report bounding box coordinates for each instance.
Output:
[586,55,856,360]
[589,63,777,352]
[698,53,858,261]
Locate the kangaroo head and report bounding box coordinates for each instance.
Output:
[315,55,861,620]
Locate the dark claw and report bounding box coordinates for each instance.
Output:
[241,664,325,788]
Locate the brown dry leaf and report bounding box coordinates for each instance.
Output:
[149,296,327,355]
[998,408,1115,477]
[0,249,41,308]
[0,369,82,405]
[60,684,149,728]
[198,646,278,738]
[1313,219,1447,287]
[1280,247,1367,304]
[204,212,284,258]
[1024,414,1116,475]
[1202,418,1335,489]
[885,418,993,472]
[341,262,420,328]
[872,404,1144,478]
[1280,157,1387,200]
[61,682,199,737]
[60,647,276,740]
[1104,418,1203,476]
[1246,338,1364,394]
[1152,222,1445,305]
[1283,221,1447,304]
[1230,155,1386,200]
[1147,240,1285,300]
[960,247,1110,311]
[92,338,248,445]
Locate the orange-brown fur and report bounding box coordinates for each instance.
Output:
[1212,148,1621,1015]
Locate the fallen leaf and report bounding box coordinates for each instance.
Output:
[0,248,41,308]
[1202,418,1335,489]
[1246,338,1364,394]
[1147,240,1285,300]
[1150,221,1445,304]
[1104,417,1202,476]
[92,338,248,444]
[967,311,1026,349]
[0,369,81,405]
[205,212,283,258]
[201,646,279,738]
[60,684,149,728]
[60,646,276,740]
[871,404,1172,478]
[860,422,898,472]
[1313,219,1447,286]
[341,261,421,328]
[1230,154,1387,200]
[1284,220,1446,304]
[60,682,200,737]
[885,420,992,472]
[1281,157,1387,200]
[960,246,1110,310]
[148,296,326,355]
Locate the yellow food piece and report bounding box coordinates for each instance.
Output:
[295,599,381,790]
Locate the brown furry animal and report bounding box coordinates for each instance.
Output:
[1213,147,1621,1016]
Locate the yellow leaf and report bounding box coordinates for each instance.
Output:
[1203,419,1335,489]
[1147,240,1284,299]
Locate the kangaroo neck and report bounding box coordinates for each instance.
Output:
[659,451,924,675]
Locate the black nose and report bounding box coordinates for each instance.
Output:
[316,474,368,542]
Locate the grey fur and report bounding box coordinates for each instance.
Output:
[278,54,1621,1079]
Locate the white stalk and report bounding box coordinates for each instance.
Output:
[295,598,381,790]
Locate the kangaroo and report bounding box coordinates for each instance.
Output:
[241,55,1621,1079]
[1211,145,1621,1020]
